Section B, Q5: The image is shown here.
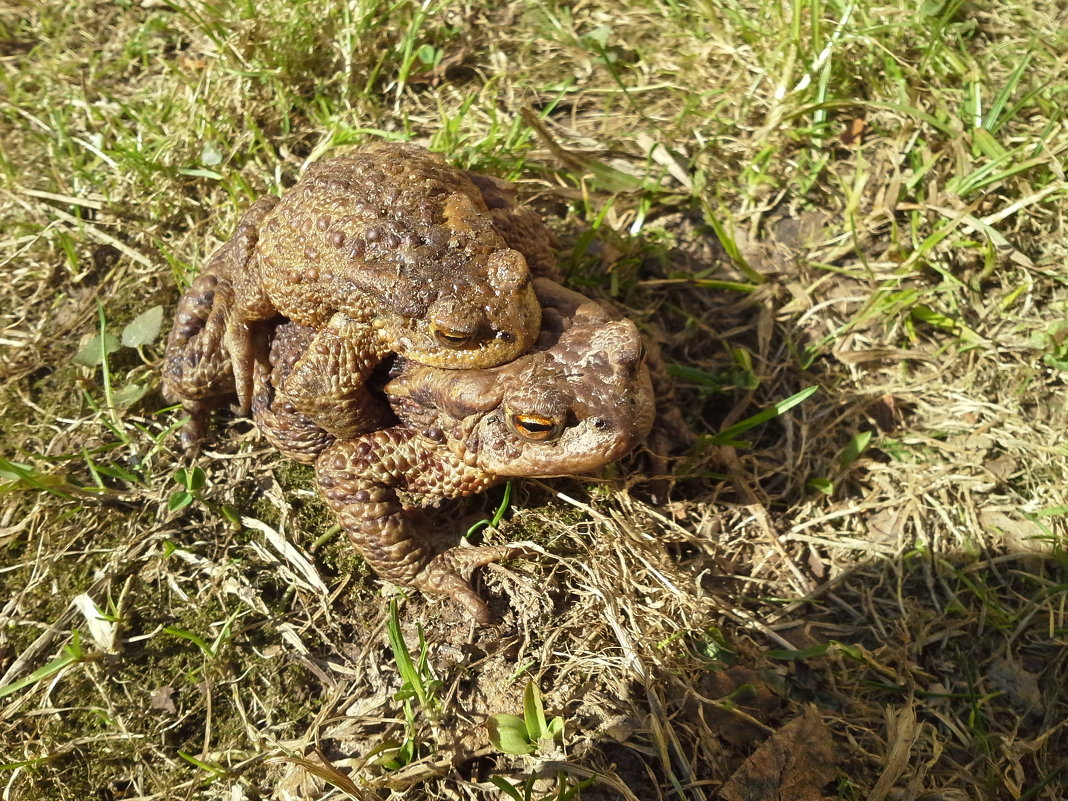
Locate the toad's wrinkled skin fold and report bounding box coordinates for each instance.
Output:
[254,279,655,623]
[163,142,558,445]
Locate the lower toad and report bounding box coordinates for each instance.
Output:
[253,279,655,622]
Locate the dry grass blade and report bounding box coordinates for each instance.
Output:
[867,704,922,801]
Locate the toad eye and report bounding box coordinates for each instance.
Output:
[508,411,564,442]
[432,324,478,349]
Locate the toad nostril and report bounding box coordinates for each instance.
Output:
[591,417,609,431]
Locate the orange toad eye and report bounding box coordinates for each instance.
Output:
[431,324,477,349]
[508,411,564,442]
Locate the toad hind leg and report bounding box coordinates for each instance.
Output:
[315,432,525,624]
[416,544,536,624]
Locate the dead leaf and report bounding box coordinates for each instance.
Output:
[769,210,831,249]
[149,686,176,714]
[986,656,1043,716]
[983,453,1017,481]
[868,393,902,432]
[405,48,470,86]
[840,117,866,147]
[979,511,1053,555]
[178,54,208,71]
[719,705,836,801]
[807,547,827,579]
[866,506,905,549]
[701,667,782,747]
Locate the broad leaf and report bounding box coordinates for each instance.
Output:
[73,333,121,367]
[488,713,536,755]
[121,305,164,348]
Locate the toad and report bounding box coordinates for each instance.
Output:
[163,141,558,444]
[252,279,655,622]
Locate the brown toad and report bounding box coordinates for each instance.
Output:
[252,279,655,623]
[163,141,557,444]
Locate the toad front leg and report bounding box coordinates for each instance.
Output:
[315,432,528,624]
[162,270,237,449]
[164,196,281,447]
[278,312,394,439]
[214,194,280,414]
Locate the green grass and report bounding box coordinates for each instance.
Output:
[2,0,1068,798]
